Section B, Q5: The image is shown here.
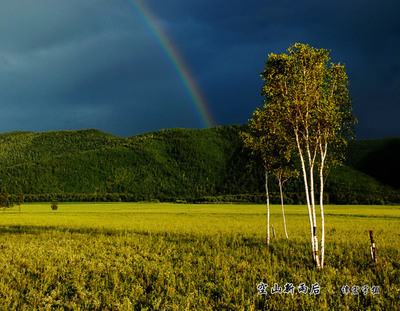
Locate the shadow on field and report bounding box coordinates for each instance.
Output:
[0,225,216,242]
[3,224,391,273]
[0,225,267,248]
[0,224,130,236]
[325,213,400,220]
[0,225,306,249]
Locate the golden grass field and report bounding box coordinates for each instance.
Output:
[0,203,398,310]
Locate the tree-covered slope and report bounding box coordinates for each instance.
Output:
[0,129,123,167]
[0,126,398,204]
[346,138,400,189]
[0,126,257,201]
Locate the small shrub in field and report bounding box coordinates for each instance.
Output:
[51,200,58,210]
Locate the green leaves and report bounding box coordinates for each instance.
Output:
[259,43,356,170]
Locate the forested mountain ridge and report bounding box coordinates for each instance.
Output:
[0,129,123,167]
[0,126,398,204]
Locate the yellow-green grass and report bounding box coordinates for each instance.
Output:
[0,203,399,310]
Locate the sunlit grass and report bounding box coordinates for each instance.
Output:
[0,203,399,310]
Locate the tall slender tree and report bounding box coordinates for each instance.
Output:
[260,43,356,269]
[241,108,275,246]
[274,164,299,240]
[242,101,296,244]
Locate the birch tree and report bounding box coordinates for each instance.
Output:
[260,43,355,269]
[274,165,298,240]
[242,102,295,244]
[241,108,275,246]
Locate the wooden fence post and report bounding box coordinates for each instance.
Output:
[369,230,377,263]
[272,224,276,239]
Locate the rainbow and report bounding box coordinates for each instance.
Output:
[126,0,215,128]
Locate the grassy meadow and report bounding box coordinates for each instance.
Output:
[0,202,399,310]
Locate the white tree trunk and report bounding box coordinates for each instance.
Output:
[278,177,289,240]
[319,141,328,268]
[319,168,325,269]
[306,140,321,269]
[307,146,318,229]
[309,163,320,269]
[265,170,270,246]
[295,131,315,260]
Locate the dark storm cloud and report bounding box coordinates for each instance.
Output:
[0,0,199,134]
[0,0,398,138]
[143,0,400,138]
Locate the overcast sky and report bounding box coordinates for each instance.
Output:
[0,0,399,139]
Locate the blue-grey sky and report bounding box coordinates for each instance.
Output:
[0,0,399,139]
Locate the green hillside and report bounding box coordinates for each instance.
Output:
[0,126,398,204]
[346,137,400,189]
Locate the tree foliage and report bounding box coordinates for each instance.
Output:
[259,43,357,269]
[51,200,58,211]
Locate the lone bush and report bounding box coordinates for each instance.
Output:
[51,200,58,211]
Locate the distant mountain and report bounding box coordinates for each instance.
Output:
[0,126,398,204]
